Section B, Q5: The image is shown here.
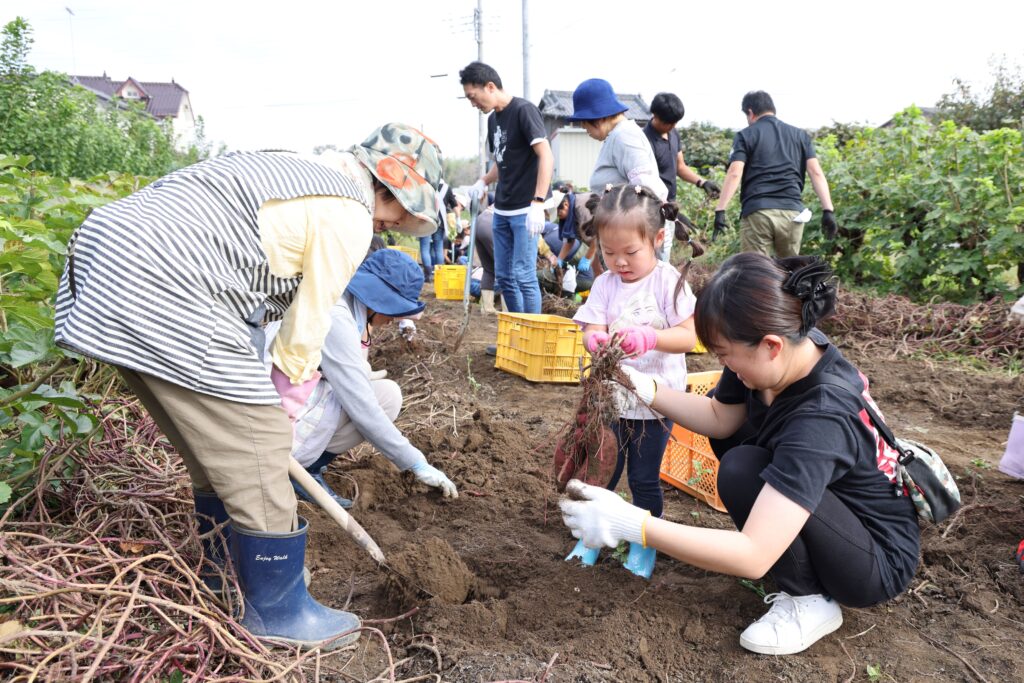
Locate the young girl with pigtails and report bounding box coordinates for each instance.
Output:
[560,253,921,656]
[567,183,704,579]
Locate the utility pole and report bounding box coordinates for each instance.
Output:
[66,7,77,74]
[522,0,530,102]
[475,0,487,178]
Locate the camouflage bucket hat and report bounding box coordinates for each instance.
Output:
[350,123,444,237]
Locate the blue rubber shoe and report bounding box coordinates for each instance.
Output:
[291,452,354,509]
[194,488,230,593]
[623,542,657,579]
[231,516,360,650]
[565,539,600,566]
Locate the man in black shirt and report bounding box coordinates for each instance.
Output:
[460,61,554,313]
[713,91,837,257]
[643,92,721,202]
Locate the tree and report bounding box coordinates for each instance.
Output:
[0,17,203,178]
[936,58,1024,132]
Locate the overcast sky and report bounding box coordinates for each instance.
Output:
[7,1,1024,159]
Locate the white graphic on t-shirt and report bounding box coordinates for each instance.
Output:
[492,124,507,165]
[609,291,668,334]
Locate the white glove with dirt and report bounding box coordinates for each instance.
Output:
[619,365,657,405]
[399,318,417,341]
[410,461,459,499]
[559,479,650,549]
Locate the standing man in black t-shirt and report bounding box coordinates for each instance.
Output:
[713,91,837,257]
[644,92,721,261]
[460,61,554,314]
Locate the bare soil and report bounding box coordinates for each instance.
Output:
[301,293,1024,682]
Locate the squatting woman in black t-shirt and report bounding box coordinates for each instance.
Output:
[560,253,920,657]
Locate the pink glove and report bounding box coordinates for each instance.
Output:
[270,365,322,421]
[585,331,610,353]
[617,326,658,356]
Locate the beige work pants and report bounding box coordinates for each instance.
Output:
[740,209,805,257]
[118,368,297,532]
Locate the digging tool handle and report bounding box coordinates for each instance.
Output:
[288,457,386,564]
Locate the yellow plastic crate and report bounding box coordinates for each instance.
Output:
[660,370,726,512]
[494,313,585,383]
[433,265,466,300]
[692,337,708,354]
[387,244,421,263]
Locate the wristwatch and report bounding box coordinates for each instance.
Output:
[533,195,545,203]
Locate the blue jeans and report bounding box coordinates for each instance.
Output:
[492,212,541,313]
[419,225,445,277]
[607,418,672,517]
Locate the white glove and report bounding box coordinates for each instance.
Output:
[410,461,459,498]
[398,319,416,341]
[620,365,657,405]
[469,179,487,200]
[527,202,546,237]
[559,479,650,549]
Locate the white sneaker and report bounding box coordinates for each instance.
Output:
[739,592,843,655]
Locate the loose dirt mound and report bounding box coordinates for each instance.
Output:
[385,536,478,606]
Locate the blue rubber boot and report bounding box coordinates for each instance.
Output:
[291,452,354,509]
[565,539,600,566]
[623,542,657,579]
[231,517,360,650]
[194,488,230,593]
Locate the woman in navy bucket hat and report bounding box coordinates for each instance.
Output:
[569,78,667,200]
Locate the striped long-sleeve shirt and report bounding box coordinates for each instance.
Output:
[55,151,372,404]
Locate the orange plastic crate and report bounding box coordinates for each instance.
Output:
[494,313,585,383]
[660,370,726,512]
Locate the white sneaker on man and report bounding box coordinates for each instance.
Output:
[739,592,843,655]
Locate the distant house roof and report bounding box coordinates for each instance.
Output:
[71,74,191,120]
[879,106,939,129]
[538,89,651,123]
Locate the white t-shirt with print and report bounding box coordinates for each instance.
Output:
[574,260,696,419]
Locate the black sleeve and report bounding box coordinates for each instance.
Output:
[729,129,750,164]
[713,367,747,405]
[803,130,817,160]
[760,410,860,513]
[520,101,548,147]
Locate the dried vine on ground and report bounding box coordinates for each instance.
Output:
[0,400,432,682]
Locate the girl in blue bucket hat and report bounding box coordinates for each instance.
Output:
[569,78,668,208]
[268,248,457,512]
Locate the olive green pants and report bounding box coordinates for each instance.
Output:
[118,367,298,533]
[740,209,805,257]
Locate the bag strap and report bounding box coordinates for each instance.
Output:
[775,371,915,466]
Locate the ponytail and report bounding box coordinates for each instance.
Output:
[659,200,704,314]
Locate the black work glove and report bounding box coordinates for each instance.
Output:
[821,209,838,240]
[699,179,721,199]
[712,210,728,242]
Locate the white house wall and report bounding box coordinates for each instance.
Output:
[551,127,602,191]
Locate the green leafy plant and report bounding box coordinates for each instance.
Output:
[739,579,767,598]
[466,355,481,394]
[970,457,993,470]
[0,156,143,512]
[612,540,629,564]
[866,663,883,682]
